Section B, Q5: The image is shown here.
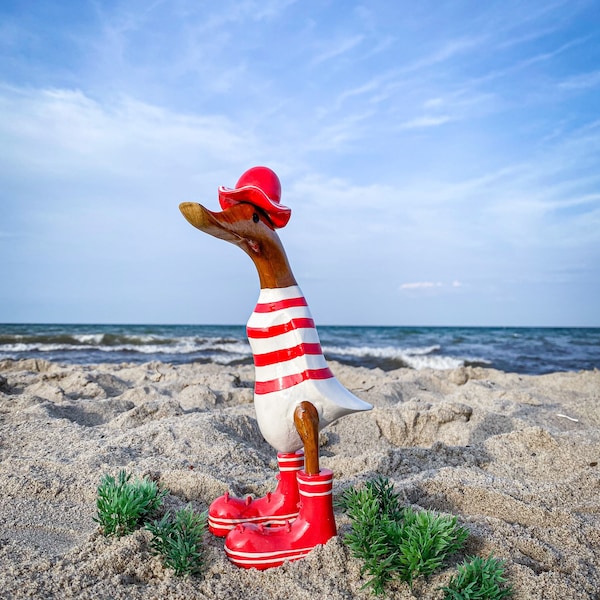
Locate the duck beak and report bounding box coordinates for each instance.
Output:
[179,201,214,230]
[179,202,241,244]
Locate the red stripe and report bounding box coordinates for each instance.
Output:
[255,367,334,394]
[253,342,323,367]
[253,297,308,313]
[247,317,315,339]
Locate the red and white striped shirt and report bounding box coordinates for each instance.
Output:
[246,286,371,453]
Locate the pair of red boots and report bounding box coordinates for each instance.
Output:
[208,451,336,570]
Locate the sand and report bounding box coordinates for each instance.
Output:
[0,358,598,599]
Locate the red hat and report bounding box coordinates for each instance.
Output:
[218,166,291,228]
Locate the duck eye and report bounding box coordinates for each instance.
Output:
[252,212,260,223]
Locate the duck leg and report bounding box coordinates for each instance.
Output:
[293,401,320,474]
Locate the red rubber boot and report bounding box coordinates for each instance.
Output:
[208,451,304,537]
[224,468,337,569]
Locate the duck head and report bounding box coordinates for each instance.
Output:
[179,200,297,290]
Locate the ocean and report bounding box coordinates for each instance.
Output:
[1,323,599,375]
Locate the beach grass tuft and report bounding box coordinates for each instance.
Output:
[441,555,512,599]
[146,505,208,576]
[94,470,167,537]
[340,476,468,595]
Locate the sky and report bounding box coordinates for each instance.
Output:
[1,0,599,327]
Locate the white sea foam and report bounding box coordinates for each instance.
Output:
[404,344,441,355]
[73,334,104,344]
[3,343,73,353]
[0,338,252,357]
[322,344,413,359]
[322,343,467,370]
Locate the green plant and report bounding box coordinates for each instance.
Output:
[397,508,469,585]
[94,470,167,537]
[441,555,512,600]
[341,477,468,595]
[339,476,404,521]
[146,505,208,576]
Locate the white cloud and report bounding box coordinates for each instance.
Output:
[311,34,365,66]
[0,85,260,187]
[558,69,600,91]
[400,282,443,290]
[399,115,452,129]
[401,35,487,74]
[398,281,463,295]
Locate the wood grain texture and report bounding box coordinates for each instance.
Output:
[293,401,320,475]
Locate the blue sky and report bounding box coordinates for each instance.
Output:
[1,0,599,326]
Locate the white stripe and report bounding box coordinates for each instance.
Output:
[209,512,299,526]
[247,305,313,328]
[299,490,333,497]
[299,477,333,486]
[278,466,303,472]
[225,546,314,563]
[255,286,303,303]
[228,551,311,566]
[249,328,321,354]
[254,353,329,382]
[277,455,304,463]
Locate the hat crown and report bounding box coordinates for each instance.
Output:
[235,166,282,205]
[219,166,291,228]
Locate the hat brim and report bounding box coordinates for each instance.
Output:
[219,185,291,229]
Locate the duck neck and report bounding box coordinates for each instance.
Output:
[247,236,298,290]
[251,251,298,290]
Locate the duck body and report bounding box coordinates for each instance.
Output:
[248,285,371,452]
[180,167,372,568]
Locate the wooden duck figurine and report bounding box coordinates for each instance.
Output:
[180,166,372,569]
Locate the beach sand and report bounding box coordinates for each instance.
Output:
[0,358,598,599]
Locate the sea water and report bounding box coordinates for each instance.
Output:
[1,323,599,375]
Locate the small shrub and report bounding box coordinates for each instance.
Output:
[395,508,469,585]
[94,470,167,537]
[341,477,468,595]
[441,555,512,600]
[339,476,404,521]
[146,505,208,576]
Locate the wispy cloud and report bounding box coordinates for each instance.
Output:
[0,85,263,208]
[174,0,299,28]
[332,75,392,109]
[311,34,365,66]
[400,35,487,74]
[558,69,600,91]
[470,36,589,88]
[301,109,377,151]
[400,281,462,291]
[399,115,453,129]
[495,25,561,50]
[400,282,443,290]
